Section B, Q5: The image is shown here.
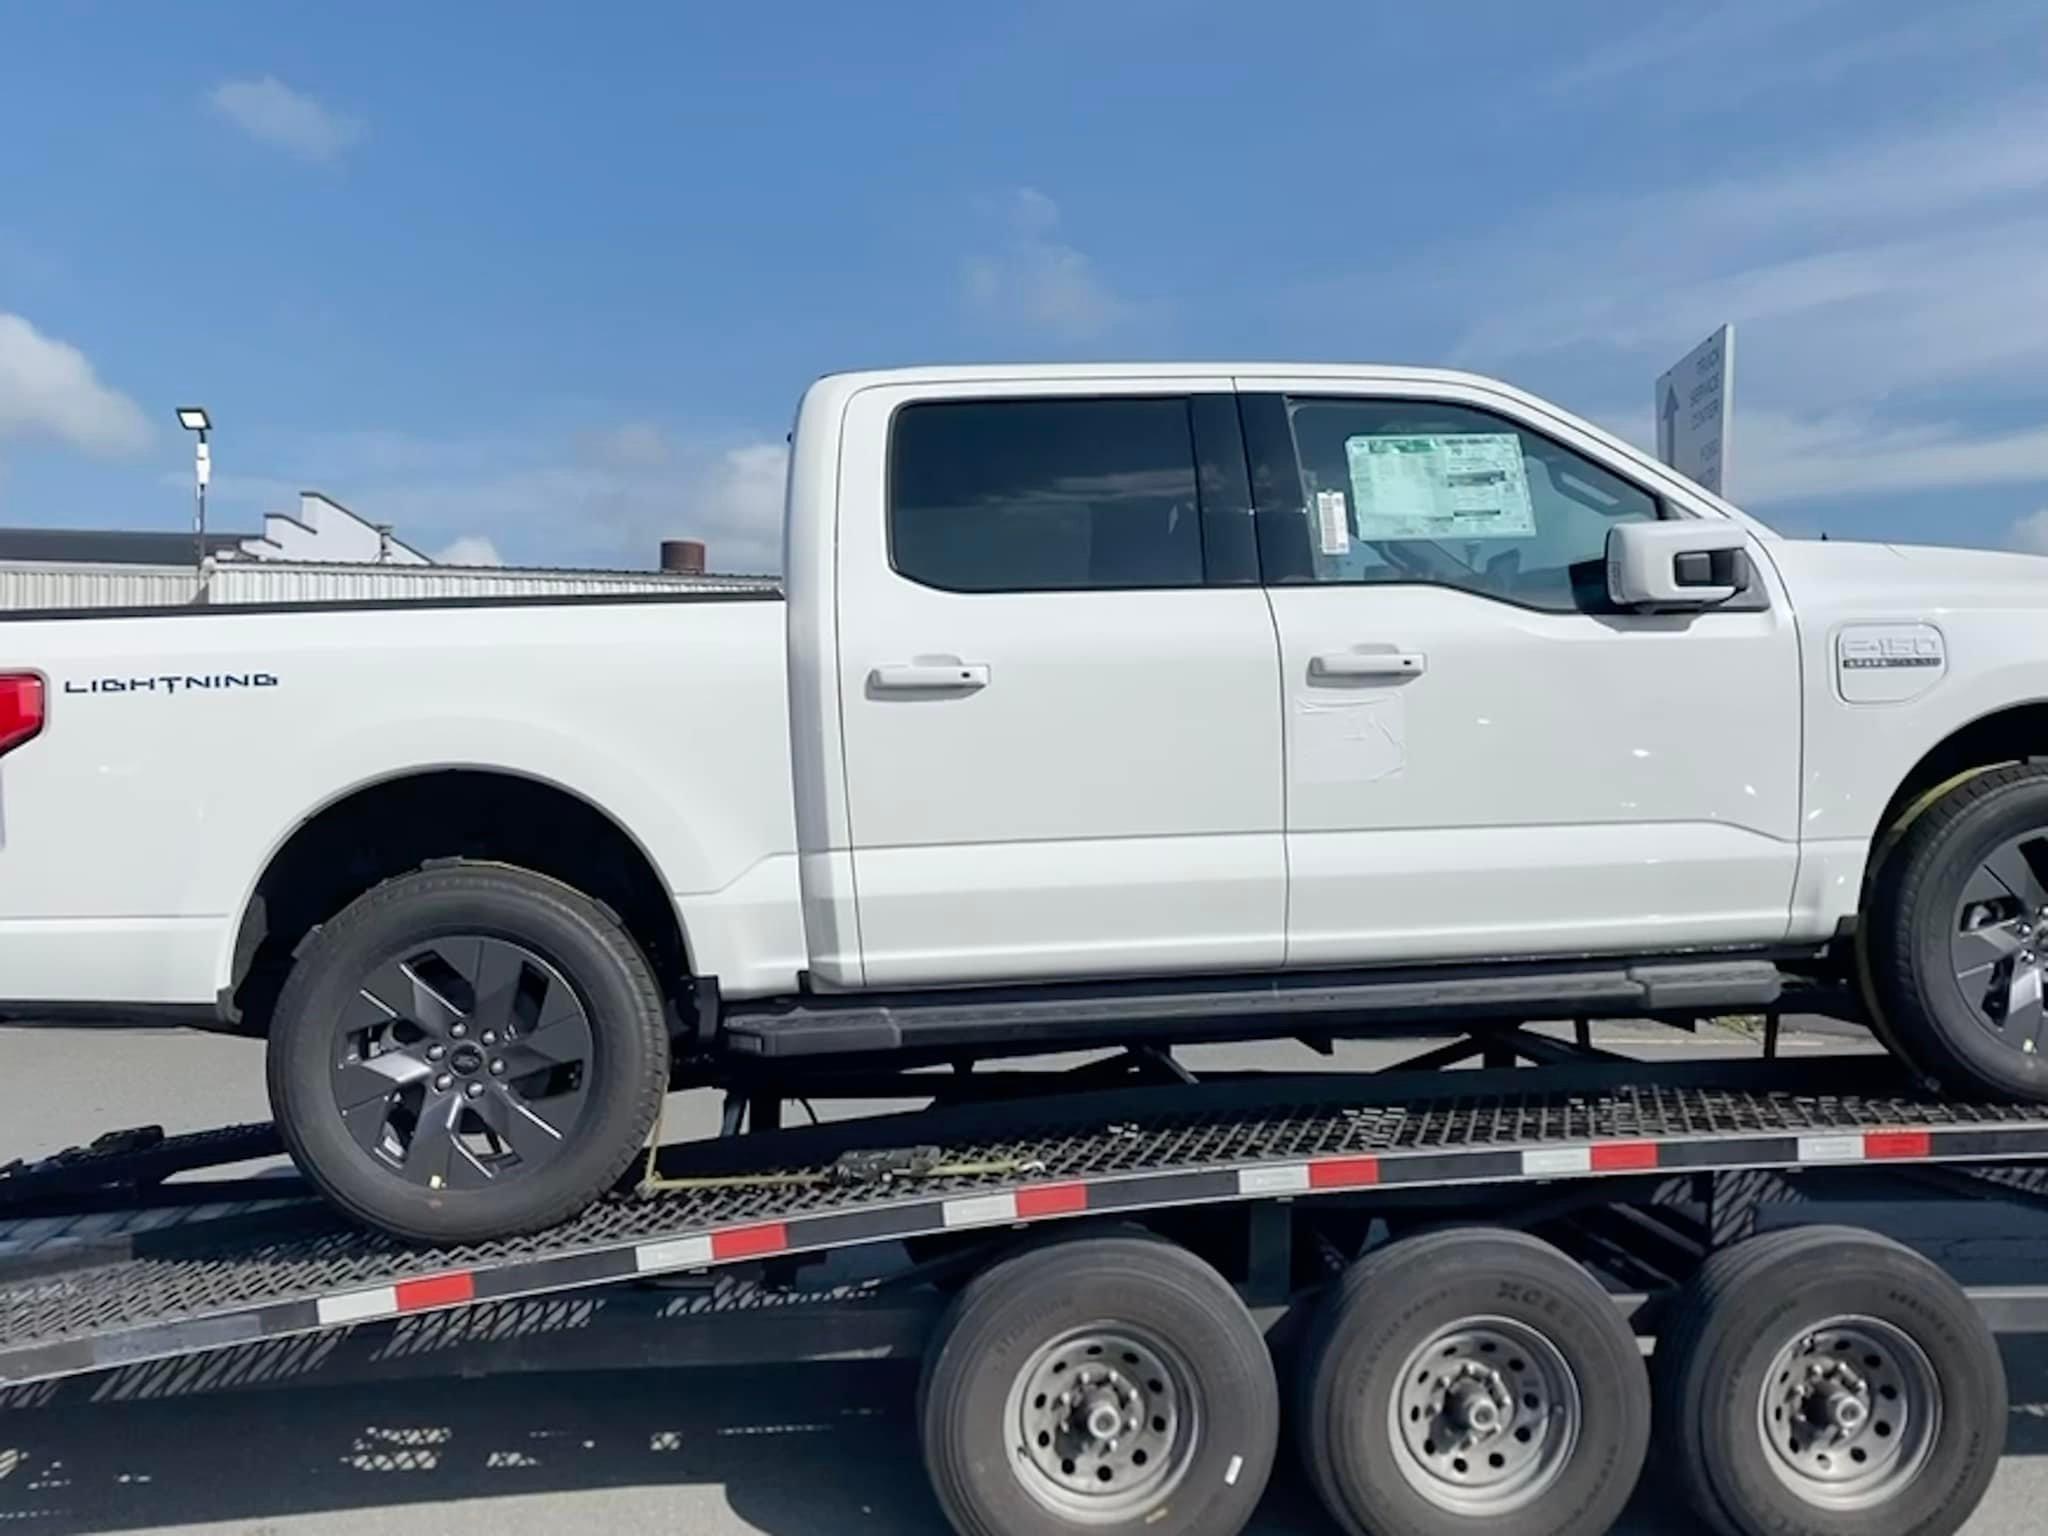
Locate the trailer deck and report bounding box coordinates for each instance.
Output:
[9,1055,2048,1391]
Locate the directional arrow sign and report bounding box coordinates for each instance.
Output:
[1653,325,1734,497]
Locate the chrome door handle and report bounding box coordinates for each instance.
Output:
[869,661,991,693]
[1310,650,1427,680]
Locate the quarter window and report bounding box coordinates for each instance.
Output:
[1257,397,1661,612]
[889,397,1206,592]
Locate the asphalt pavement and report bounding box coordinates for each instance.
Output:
[3,1019,2046,1536]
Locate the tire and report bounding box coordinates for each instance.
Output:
[919,1234,1278,1536]
[1657,1226,2005,1536]
[1865,762,2048,1099]
[267,862,669,1244]
[1296,1227,1648,1536]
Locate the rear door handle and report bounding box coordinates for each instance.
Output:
[870,661,991,693]
[1310,650,1427,680]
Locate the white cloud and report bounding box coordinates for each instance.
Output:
[963,187,1130,343]
[435,535,504,567]
[1548,0,1851,94]
[209,77,364,163]
[1418,92,2048,512]
[0,312,150,455]
[2010,508,2048,555]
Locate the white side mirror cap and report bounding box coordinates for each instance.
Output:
[1607,520,1752,610]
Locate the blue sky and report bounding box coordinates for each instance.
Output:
[2,0,2045,571]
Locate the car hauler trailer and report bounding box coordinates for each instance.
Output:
[7,1031,2048,1536]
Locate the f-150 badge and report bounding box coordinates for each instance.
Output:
[1837,625,1944,704]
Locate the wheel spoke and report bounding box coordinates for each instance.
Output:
[1953,921,2023,980]
[2007,964,2045,1042]
[339,1098,395,1156]
[334,1054,430,1111]
[405,1095,463,1186]
[1983,840,2048,909]
[473,1085,568,1163]
[355,957,466,1036]
[451,938,528,1037]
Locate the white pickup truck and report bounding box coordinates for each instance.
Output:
[6,363,2048,1241]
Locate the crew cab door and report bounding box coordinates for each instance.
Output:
[1239,377,1800,964]
[833,377,1284,987]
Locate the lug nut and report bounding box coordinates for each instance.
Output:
[450,1023,468,1039]
[426,1044,447,1062]
[433,1073,453,1092]
[465,1081,485,1100]
[481,1030,498,1045]
[490,1058,506,1075]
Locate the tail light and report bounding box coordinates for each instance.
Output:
[0,674,44,759]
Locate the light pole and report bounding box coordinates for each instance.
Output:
[176,407,212,574]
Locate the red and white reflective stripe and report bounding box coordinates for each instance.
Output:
[315,1271,475,1325]
[634,1221,789,1271]
[1523,1142,1661,1176]
[942,1182,1089,1228]
[1800,1129,1934,1163]
[1237,1157,1382,1196]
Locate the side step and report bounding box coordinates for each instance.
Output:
[721,956,1795,1061]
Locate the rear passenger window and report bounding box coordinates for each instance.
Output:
[889,397,1205,592]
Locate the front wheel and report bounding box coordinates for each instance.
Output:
[1865,763,2048,1099]
[267,863,669,1244]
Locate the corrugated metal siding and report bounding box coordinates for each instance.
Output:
[0,561,779,611]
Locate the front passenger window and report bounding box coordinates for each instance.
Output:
[1260,397,1661,612]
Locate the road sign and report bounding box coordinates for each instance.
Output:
[1654,324,1734,498]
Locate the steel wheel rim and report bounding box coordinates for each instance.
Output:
[1388,1315,1581,1517]
[1004,1323,1200,1523]
[330,935,595,1191]
[1950,831,2048,1057]
[1757,1314,1939,1511]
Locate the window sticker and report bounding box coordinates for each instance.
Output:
[1343,433,1535,540]
[1314,489,1351,555]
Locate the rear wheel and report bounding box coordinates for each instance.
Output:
[1865,763,2048,1099]
[1657,1226,2004,1536]
[267,863,669,1243]
[920,1234,1278,1536]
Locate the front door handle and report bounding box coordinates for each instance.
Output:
[870,661,991,693]
[1310,649,1427,680]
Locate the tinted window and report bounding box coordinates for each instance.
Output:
[1257,397,1660,612]
[889,398,1205,592]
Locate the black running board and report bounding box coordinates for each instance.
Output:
[720,956,1797,1062]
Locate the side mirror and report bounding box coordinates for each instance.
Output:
[1606,521,1753,610]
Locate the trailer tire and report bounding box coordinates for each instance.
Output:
[1864,762,2048,1100]
[1657,1225,2004,1536]
[919,1234,1278,1536]
[267,863,668,1244]
[1297,1227,1648,1536]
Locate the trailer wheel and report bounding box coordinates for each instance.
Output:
[1297,1227,1648,1536]
[919,1234,1278,1536]
[1864,762,2048,1100]
[267,863,669,1244]
[1657,1225,2005,1536]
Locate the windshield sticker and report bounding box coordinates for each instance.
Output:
[1314,489,1351,555]
[1344,433,1536,540]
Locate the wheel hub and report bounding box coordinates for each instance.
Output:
[1758,1316,1940,1511]
[328,936,594,1191]
[1950,838,2048,1057]
[1390,1318,1581,1517]
[1007,1326,1196,1520]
